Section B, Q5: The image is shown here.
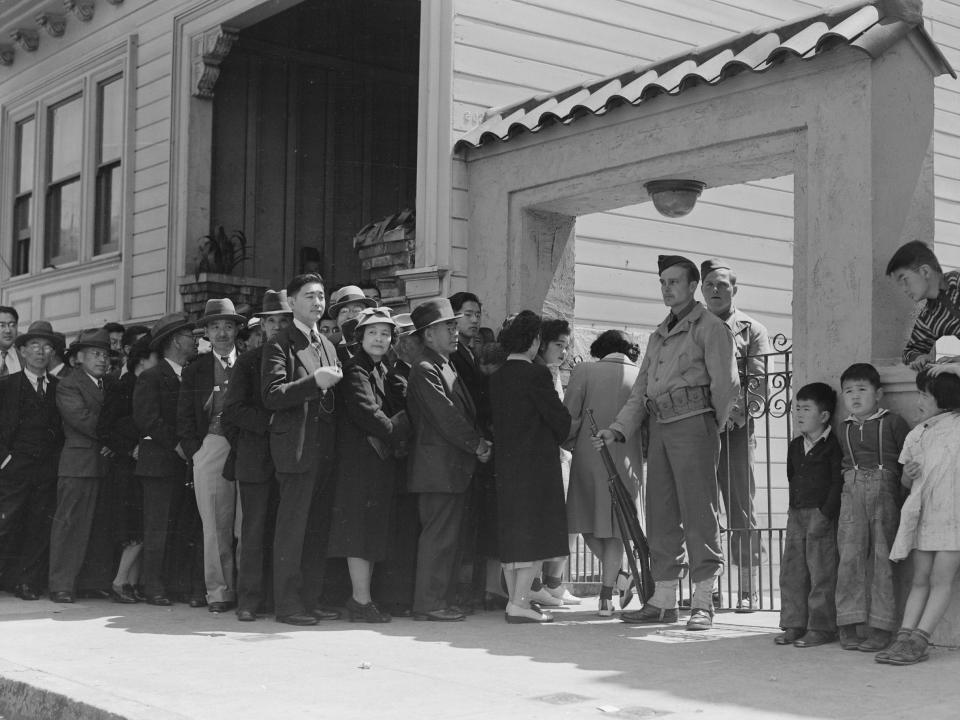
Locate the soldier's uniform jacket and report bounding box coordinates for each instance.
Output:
[611,301,739,439]
[724,307,770,427]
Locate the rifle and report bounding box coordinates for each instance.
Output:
[587,409,655,603]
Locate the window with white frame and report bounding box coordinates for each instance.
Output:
[6,60,126,278]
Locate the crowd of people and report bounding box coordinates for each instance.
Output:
[0,239,958,666]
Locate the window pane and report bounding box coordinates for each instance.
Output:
[98,76,123,164]
[48,94,83,182]
[45,178,80,265]
[15,118,35,194]
[13,194,31,276]
[94,162,121,255]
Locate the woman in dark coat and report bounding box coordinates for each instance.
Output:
[327,307,410,623]
[98,335,158,603]
[489,310,571,623]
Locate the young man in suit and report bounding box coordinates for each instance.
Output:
[222,289,292,621]
[48,328,116,602]
[407,298,492,622]
[134,313,198,606]
[178,298,245,613]
[0,321,63,600]
[0,306,22,377]
[261,273,343,626]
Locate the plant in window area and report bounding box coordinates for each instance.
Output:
[193,226,249,280]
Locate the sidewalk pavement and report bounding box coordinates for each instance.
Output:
[0,595,956,720]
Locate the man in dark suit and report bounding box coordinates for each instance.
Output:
[407,298,491,622]
[178,298,245,613]
[48,328,115,602]
[261,273,343,626]
[0,321,64,600]
[223,289,292,622]
[134,313,199,606]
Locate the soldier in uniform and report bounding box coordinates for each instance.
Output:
[595,255,739,631]
[701,258,770,611]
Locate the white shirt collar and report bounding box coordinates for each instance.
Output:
[23,367,48,390]
[85,371,102,388]
[293,317,316,341]
[165,358,184,378]
[1,347,21,372]
[214,347,237,366]
[802,425,832,454]
[506,353,533,363]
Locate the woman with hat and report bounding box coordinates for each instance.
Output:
[326,307,410,622]
[489,310,572,623]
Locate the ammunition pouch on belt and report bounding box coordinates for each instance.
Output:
[645,385,712,422]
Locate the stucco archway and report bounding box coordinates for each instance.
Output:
[456,1,953,399]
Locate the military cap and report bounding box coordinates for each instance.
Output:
[700,258,733,280]
[657,254,700,282]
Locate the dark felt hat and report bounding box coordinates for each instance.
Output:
[700,257,732,280]
[256,289,293,317]
[15,320,58,348]
[149,313,195,350]
[657,254,700,282]
[411,297,462,332]
[70,327,112,352]
[199,298,246,326]
[327,285,377,320]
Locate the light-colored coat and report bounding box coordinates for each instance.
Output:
[56,370,108,478]
[563,353,643,538]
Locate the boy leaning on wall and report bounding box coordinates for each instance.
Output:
[886,240,960,371]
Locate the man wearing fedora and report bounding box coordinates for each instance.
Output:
[134,313,199,605]
[595,255,739,631]
[0,321,64,600]
[262,273,344,626]
[223,289,292,621]
[48,328,116,603]
[328,285,377,363]
[178,298,245,613]
[407,297,492,622]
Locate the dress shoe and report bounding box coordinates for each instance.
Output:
[838,624,861,650]
[686,608,713,631]
[413,608,465,622]
[236,609,257,622]
[735,592,758,613]
[597,598,614,617]
[346,597,391,623]
[389,604,413,618]
[126,584,146,602]
[189,596,207,608]
[208,601,236,613]
[14,584,39,601]
[620,604,679,624]
[857,628,892,652]
[527,587,562,607]
[309,607,342,621]
[615,570,635,609]
[774,627,805,645]
[50,591,75,604]
[110,585,138,604]
[505,602,553,623]
[145,595,172,606]
[277,613,318,626]
[77,589,111,600]
[794,630,836,647]
[546,584,581,605]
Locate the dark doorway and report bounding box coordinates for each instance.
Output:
[211,0,420,288]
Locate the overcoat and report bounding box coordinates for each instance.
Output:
[133,361,186,479]
[56,370,109,478]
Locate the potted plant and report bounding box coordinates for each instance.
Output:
[178,226,272,321]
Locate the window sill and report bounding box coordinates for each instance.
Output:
[3,254,122,289]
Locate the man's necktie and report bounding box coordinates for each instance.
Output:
[36,376,45,399]
[220,355,233,380]
[97,378,103,392]
[0,350,8,378]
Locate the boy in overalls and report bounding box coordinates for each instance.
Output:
[836,363,910,651]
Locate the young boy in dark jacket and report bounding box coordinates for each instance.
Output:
[776,382,843,648]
